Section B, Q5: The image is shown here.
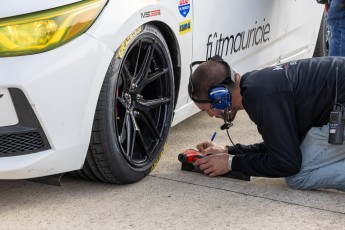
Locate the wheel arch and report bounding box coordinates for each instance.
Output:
[87,3,183,110]
[150,21,181,111]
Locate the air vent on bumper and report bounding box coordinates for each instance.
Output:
[0,89,50,157]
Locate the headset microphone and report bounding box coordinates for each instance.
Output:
[220,109,233,130]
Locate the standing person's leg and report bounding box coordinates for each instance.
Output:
[286,124,345,191]
[327,0,345,56]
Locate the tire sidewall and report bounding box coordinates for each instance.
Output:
[103,24,174,183]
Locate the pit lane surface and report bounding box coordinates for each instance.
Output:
[0,111,344,229]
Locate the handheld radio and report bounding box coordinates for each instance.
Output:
[328,67,345,145]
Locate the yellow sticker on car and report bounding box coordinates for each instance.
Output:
[150,144,166,172]
[179,19,191,35]
[116,26,143,59]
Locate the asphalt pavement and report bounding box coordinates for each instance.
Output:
[0,111,344,230]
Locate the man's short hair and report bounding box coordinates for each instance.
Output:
[188,60,235,101]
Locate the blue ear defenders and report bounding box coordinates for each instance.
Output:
[189,55,235,110]
[208,85,232,110]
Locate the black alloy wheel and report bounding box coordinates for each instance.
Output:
[74,24,175,184]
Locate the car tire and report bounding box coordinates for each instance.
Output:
[74,24,175,184]
[313,12,328,57]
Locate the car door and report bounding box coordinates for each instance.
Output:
[192,0,279,73]
[275,0,324,62]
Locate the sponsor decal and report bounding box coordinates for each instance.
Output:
[178,0,190,17]
[179,19,191,35]
[205,19,271,59]
[116,26,143,59]
[141,9,161,18]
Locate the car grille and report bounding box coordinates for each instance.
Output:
[0,131,45,155]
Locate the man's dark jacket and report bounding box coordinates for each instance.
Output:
[229,57,345,177]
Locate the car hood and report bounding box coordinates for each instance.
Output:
[0,0,81,18]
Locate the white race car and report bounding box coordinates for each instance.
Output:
[0,0,325,184]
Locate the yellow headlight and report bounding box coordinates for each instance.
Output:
[0,0,107,57]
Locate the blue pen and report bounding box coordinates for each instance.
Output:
[211,131,217,142]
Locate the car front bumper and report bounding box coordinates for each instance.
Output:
[0,33,113,179]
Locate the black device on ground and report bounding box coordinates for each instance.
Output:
[178,149,250,181]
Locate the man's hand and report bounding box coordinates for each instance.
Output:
[193,153,230,177]
[196,141,228,156]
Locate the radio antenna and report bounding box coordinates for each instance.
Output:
[334,66,339,106]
